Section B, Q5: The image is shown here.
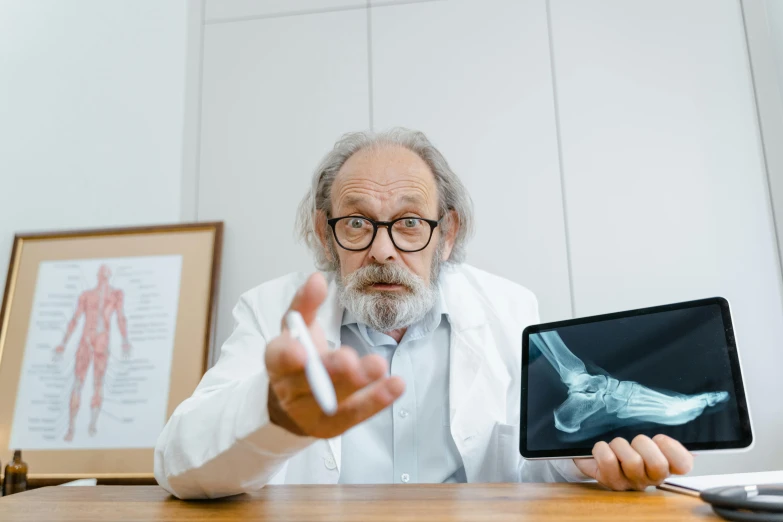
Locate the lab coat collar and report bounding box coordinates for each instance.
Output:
[316,273,343,350]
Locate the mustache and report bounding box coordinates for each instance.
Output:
[348,263,417,290]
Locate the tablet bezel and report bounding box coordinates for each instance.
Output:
[520,297,753,459]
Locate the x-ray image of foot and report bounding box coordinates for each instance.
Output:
[530,331,730,439]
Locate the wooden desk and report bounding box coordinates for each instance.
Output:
[0,483,720,521]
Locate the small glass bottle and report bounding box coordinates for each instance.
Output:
[3,450,28,495]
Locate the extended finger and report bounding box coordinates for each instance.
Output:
[323,348,372,399]
[281,273,328,330]
[272,351,388,402]
[266,333,308,379]
[359,354,387,381]
[329,376,405,431]
[631,435,670,485]
[322,350,389,401]
[609,437,647,490]
[653,434,694,475]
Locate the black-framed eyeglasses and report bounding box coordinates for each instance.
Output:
[327,215,441,253]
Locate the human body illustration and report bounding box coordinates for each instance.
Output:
[54,265,131,441]
[530,331,729,438]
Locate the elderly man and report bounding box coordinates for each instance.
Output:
[154,129,693,499]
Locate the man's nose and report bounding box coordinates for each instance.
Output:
[368,227,398,263]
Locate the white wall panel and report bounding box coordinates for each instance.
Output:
[551,0,783,474]
[206,0,365,22]
[747,0,783,271]
[0,0,187,292]
[369,0,447,5]
[198,10,370,356]
[765,0,783,94]
[372,0,573,322]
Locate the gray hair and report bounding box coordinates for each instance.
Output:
[296,128,475,271]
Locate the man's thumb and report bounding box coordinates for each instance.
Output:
[284,272,328,327]
[573,458,598,479]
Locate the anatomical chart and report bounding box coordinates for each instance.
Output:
[9,256,183,450]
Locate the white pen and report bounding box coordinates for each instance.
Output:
[285,310,337,416]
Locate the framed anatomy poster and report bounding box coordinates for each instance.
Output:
[0,222,222,480]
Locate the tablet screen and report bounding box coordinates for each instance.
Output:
[520,298,752,458]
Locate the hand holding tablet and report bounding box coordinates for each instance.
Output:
[520,297,753,460]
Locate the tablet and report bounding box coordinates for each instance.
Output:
[520,297,753,459]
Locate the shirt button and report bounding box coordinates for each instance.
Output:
[401,473,410,483]
[399,409,409,418]
[324,456,336,470]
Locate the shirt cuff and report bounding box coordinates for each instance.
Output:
[243,420,316,457]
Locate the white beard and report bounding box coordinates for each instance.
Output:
[337,260,440,333]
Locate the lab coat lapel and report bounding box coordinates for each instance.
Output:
[442,266,512,482]
[442,267,490,429]
[448,326,487,431]
[316,273,343,350]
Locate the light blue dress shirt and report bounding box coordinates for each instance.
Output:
[338,290,466,484]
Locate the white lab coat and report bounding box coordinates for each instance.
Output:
[154,263,587,499]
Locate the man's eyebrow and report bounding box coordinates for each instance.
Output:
[340,195,367,209]
[399,194,426,206]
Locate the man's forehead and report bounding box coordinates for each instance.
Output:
[332,146,438,209]
[338,191,427,213]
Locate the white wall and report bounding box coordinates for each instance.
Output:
[766,0,783,95]
[754,0,783,271]
[0,0,188,291]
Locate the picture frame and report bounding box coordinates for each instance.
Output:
[0,222,223,481]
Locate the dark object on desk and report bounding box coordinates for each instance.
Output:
[3,450,28,496]
[26,476,157,489]
[701,484,783,521]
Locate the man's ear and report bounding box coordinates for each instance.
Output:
[440,209,459,262]
[315,211,334,263]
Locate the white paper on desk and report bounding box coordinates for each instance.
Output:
[60,479,97,487]
[664,470,783,492]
